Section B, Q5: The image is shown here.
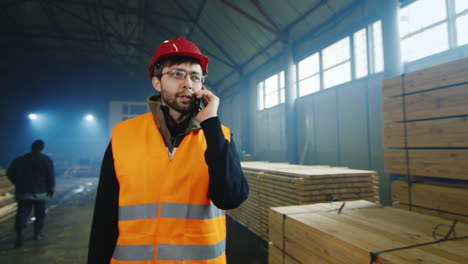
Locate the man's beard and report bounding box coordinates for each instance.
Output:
[160,90,194,114]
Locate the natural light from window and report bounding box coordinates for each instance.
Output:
[402,23,449,62]
[257,82,264,110]
[298,53,320,96]
[353,28,368,78]
[323,37,351,88]
[455,0,468,13]
[265,74,279,108]
[399,0,446,37]
[399,0,449,62]
[372,20,384,72]
[279,71,285,103]
[456,13,468,46]
[257,71,285,110]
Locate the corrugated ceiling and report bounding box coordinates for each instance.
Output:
[1,0,358,93]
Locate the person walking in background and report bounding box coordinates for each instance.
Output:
[7,139,55,248]
[87,36,249,264]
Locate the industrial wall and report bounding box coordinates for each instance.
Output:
[218,0,468,205]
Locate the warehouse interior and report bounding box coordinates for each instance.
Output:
[1,0,468,263]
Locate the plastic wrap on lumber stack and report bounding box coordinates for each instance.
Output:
[0,168,17,222]
[269,200,468,264]
[382,56,468,223]
[227,161,379,241]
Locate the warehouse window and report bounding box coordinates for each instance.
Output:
[295,22,382,98]
[121,103,148,120]
[455,0,468,13]
[323,37,351,89]
[298,52,320,96]
[257,82,264,110]
[455,0,468,46]
[279,71,285,103]
[257,71,285,110]
[353,28,368,78]
[372,21,384,72]
[399,0,451,62]
[456,13,468,46]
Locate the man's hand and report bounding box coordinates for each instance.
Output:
[194,86,219,123]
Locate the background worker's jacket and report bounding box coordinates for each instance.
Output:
[7,151,55,200]
[88,95,249,264]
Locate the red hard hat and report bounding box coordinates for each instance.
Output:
[147,36,209,79]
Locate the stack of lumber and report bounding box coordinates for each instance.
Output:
[227,161,379,241]
[269,200,468,264]
[382,56,468,223]
[0,168,16,222]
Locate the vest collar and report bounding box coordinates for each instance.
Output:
[147,95,201,151]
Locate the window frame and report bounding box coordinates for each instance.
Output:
[257,71,286,111]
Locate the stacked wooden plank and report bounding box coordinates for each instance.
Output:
[0,168,16,222]
[227,161,379,241]
[269,200,468,264]
[382,56,468,222]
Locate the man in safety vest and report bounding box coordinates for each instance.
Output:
[87,36,249,264]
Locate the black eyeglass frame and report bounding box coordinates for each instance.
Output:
[160,69,206,84]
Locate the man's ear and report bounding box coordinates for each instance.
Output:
[151,77,161,92]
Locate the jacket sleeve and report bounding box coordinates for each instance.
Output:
[87,142,119,264]
[46,156,55,193]
[6,158,19,185]
[201,117,249,210]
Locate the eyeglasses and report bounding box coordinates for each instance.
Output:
[161,69,205,84]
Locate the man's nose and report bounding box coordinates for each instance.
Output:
[182,76,194,90]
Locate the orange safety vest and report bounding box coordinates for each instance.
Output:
[111,113,230,264]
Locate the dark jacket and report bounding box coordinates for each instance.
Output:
[7,151,55,197]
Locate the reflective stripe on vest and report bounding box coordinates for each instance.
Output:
[160,202,225,220]
[113,244,153,261]
[119,203,158,221]
[113,239,226,261]
[118,202,225,221]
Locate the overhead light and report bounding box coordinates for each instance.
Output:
[28,113,38,120]
[85,114,94,121]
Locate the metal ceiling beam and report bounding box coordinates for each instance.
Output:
[173,0,237,67]
[48,1,101,42]
[283,0,327,33]
[85,0,101,48]
[93,0,118,62]
[295,0,363,49]
[188,0,206,39]
[214,37,281,90]
[3,30,138,46]
[39,0,75,55]
[219,0,359,94]
[135,0,149,52]
[219,0,286,41]
[52,0,192,22]
[125,8,142,45]
[100,12,137,64]
[250,0,280,33]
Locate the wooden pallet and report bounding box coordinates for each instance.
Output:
[0,202,17,222]
[0,173,17,223]
[382,57,468,224]
[383,83,468,123]
[392,179,468,223]
[228,162,379,241]
[270,201,468,263]
[384,116,468,148]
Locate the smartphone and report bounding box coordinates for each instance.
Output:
[192,98,203,115]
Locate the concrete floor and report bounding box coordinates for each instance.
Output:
[0,177,267,264]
